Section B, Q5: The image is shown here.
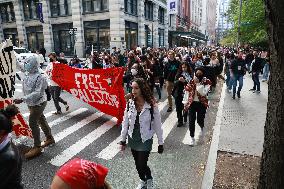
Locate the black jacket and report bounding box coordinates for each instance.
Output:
[164,59,180,82]
[0,141,23,189]
[251,57,264,72]
[172,73,188,99]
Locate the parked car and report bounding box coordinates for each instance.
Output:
[13,47,37,62]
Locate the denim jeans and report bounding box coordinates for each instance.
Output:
[232,74,244,95]
[262,63,269,81]
[226,72,233,90]
[252,72,260,91]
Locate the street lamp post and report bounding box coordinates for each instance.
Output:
[237,0,243,47]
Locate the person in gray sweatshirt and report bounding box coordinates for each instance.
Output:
[15,56,55,159]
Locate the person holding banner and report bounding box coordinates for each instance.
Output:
[15,56,55,159]
[0,104,23,189]
[46,52,70,115]
[119,78,164,189]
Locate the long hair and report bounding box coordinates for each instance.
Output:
[176,62,193,78]
[131,78,155,106]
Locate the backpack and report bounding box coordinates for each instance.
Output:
[127,101,154,130]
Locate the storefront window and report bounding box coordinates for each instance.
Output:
[26,26,44,52]
[52,23,74,56]
[84,20,110,52]
[23,0,39,20]
[158,7,165,24]
[82,0,109,13]
[125,21,138,49]
[145,25,152,47]
[3,28,19,46]
[50,0,71,17]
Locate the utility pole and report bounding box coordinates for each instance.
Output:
[237,0,243,48]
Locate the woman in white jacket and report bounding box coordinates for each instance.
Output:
[119,78,164,189]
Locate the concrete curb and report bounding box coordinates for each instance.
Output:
[201,83,226,189]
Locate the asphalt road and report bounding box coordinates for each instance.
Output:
[13,72,222,189]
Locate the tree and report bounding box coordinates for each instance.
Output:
[258,0,284,188]
[222,0,268,47]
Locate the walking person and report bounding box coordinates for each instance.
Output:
[172,62,193,127]
[230,51,247,99]
[164,50,180,112]
[15,56,55,159]
[249,50,263,93]
[0,105,23,189]
[119,78,164,189]
[46,52,69,115]
[224,53,235,91]
[183,67,211,146]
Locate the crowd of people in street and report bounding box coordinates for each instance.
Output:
[0,44,270,189]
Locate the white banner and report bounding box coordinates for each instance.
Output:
[168,0,178,14]
[0,39,16,101]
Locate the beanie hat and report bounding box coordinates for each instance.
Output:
[56,158,109,189]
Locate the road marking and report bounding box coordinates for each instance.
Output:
[54,112,104,143]
[15,89,22,93]
[49,108,88,128]
[49,118,116,167]
[22,111,54,118]
[152,109,177,153]
[96,99,168,160]
[15,83,22,87]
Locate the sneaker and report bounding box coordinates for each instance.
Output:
[53,111,62,115]
[237,92,241,98]
[256,90,261,94]
[41,137,55,148]
[146,179,154,189]
[198,129,205,143]
[177,122,183,127]
[136,180,146,189]
[65,104,70,111]
[24,147,42,159]
[232,95,235,99]
[188,137,195,146]
[249,88,255,91]
[167,107,172,112]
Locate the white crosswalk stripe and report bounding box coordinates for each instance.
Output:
[53,112,104,143]
[15,89,22,93]
[23,111,54,118]
[49,108,88,128]
[152,109,177,153]
[15,83,22,87]
[96,99,168,160]
[182,121,202,145]
[49,118,117,167]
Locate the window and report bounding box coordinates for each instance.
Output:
[50,0,71,17]
[158,28,165,47]
[0,3,16,23]
[26,26,44,52]
[23,0,40,20]
[52,23,73,56]
[124,0,137,15]
[158,7,165,24]
[125,21,138,49]
[144,1,153,20]
[82,0,109,13]
[84,20,110,52]
[3,28,18,46]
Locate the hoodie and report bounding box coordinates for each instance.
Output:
[17,56,48,106]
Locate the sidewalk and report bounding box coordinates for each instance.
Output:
[203,74,267,188]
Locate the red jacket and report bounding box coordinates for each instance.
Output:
[183,77,212,110]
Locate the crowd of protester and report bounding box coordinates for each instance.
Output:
[1,44,270,189]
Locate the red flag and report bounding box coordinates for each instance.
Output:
[52,64,126,125]
[0,99,33,138]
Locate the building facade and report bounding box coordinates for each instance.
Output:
[0,0,168,57]
[168,0,207,47]
[206,0,218,45]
